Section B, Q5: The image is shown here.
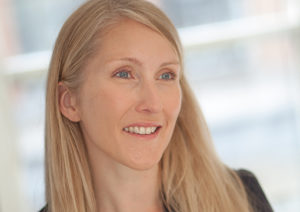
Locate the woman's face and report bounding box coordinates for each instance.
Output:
[77,19,182,170]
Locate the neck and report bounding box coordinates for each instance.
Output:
[87,147,164,212]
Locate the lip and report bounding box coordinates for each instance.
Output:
[123,122,162,128]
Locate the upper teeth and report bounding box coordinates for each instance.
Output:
[123,126,158,135]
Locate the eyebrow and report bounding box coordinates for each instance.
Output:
[108,57,179,67]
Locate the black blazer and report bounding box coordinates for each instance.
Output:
[237,169,273,212]
[39,169,273,212]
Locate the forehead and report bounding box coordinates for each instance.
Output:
[92,19,179,64]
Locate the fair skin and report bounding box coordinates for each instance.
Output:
[59,19,182,212]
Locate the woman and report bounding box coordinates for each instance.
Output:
[41,0,273,211]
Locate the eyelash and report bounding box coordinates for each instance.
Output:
[113,70,177,81]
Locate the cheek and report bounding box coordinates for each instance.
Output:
[162,85,182,119]
[83,86,132,124]
[78,88,104,130]
[78,85,135,158]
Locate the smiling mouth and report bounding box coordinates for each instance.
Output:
[123,126,161,135]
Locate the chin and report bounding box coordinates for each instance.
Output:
[124,156,162,171]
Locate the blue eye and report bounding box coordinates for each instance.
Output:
[115,71,131,79]
[159,72,176,80]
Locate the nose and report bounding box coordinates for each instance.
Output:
[135,81,163,114]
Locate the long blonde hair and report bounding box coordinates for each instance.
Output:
[45,0,252,211]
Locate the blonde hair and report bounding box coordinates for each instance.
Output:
[45,0,252,211]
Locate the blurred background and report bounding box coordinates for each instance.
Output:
[0,0,300,211]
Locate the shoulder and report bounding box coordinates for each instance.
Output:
[38,204,48,212]
[236,169,273,212]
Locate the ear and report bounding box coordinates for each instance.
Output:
[58,82,81,122]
